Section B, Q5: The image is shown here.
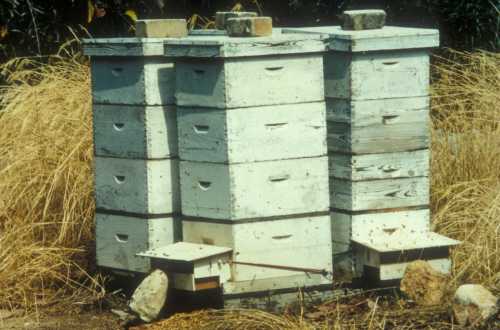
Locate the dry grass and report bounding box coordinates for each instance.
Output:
[0,50,104,309]
[0,48,498,329]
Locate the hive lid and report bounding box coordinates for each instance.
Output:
[353,231,460,253]
[162,30,326,58]
[137,242,232,262]
[282,26,439,52]
[83,37,174,56]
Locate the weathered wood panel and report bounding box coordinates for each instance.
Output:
[93,104,177,159]
[83,38,168,56]
[175,55,324,109]
[324,50,429,100]
[91,57,175,105]
[178,102,326,163]
[94,157,180,214]
[330,150,429,181]
[182,215,332,282]
[95,213,176,273]
[326,97,429,153]
[331,177,429,211]
[180,157,329,220]
[331,208,430,246]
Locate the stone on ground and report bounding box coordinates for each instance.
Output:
[226,17,273,37]
[215,11,258,30]
[341,10,386,31]
[400,260,449,306]
[129,269,169,322]
[135,19,188,38]
[453,284,498,326]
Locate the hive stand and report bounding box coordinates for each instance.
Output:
[138,31,336,309]
[283,25,459,286]
[83,38,182,274]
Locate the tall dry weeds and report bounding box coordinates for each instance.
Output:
[430,50,500,293]
[0,52,103,309]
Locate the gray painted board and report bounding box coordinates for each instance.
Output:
[175,54,324,109]
[180,156,329,220]
[94,157,180,215]
[331,177,429,211]
[95,213,176,273]
[93,104,177,159]
[178,102,326,163]
[324,51,430,100]
[83,38,170,57]
[282,26,439,52]
[330,150,429,181]
[91,57,175,105]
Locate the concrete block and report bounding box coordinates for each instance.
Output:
[341,10,386,31]
[215,11,257,30]
[226,17,273,37]
[135,19,188,38]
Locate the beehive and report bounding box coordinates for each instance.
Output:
[283,24,459,284]
[83,38,181,273]
[164,32,334,296]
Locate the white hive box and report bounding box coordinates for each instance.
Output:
[352,231,459,282]
[178,102,326,163]
[83,38,176,105]
[283,26,439,100]
[180,156,329,220]
[331,208,431,256]
[163,32,326,109]
[95,213,177,273]
[182,215,333,293]
[326,97,429,154]
[94,157,180,215]
[93,104,177,159]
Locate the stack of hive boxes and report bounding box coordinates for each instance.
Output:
[166,33,334,296]
[84,38,181,274]
[283,25,459,284]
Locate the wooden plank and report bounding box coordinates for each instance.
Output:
[178,102,326,163]
[175,54,324,109]
[329,150,429,180]
[324,50,430,100]
[331,177,429,211]
[90,57,175,105]
[180,157,329,220]
[93,104,178,159]
[95,213,176,273]
[282,26,439,52]
[83,38,168,56]
[94,157,180,215]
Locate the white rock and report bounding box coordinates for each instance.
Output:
[453,284,498,326]
[129,269,169,322]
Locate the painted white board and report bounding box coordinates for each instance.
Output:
[330,150,429,181]
[324,51,429,100]
[326,97,429,153]
[93,104,177,159]
[175,54,324,109]
[331,177,429,211]
[95,213,176,273]
[178,102,326,163]
[94,157,180,214]
[180,157,329,220]
[91,57,175,105]
[182,215,332,282]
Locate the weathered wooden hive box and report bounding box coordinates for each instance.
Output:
[283,25,459,284]
[159,32,335,300]
[83,38,181,273]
